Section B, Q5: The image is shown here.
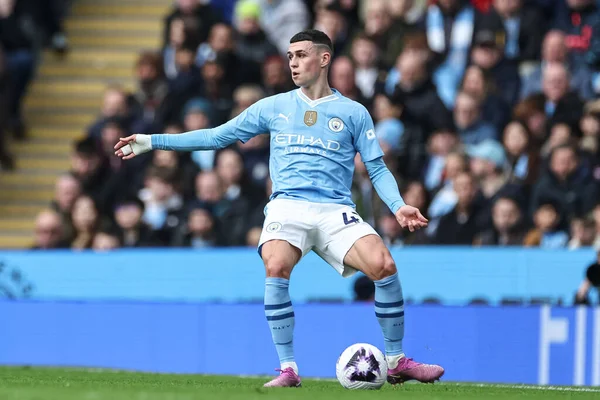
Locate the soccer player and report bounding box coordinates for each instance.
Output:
[115,30,444,387]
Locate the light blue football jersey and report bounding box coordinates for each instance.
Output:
[233,89,384,207]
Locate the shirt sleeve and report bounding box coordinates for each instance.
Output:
[151,98,271,151]
[364,157,406,214]
[352,105,384,162]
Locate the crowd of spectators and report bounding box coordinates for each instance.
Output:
[30,0,600,253]
[0,0,69,170]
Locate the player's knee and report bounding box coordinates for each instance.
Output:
[370,254,397,281]
[265,260,293,279]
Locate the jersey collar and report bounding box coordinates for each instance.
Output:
[296,88,339,108]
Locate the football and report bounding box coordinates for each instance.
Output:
[335,343,388,390]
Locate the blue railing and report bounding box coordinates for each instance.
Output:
[0,247,595,304]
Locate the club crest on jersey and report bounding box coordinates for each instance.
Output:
[328,117,344,132]
[266,222,282,233]
[304,111,317,126]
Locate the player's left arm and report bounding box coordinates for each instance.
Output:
[353,106,427,232]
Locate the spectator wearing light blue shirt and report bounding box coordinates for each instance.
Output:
[453,91,497,145]
[520,31,595,101]
[524,202,569,248]
[373,92,404,153]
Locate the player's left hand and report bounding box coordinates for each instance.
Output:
[395,205,428,232]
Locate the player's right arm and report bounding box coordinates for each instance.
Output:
[114,97,271,159]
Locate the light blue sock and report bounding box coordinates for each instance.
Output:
[265,278,295,366]
[374,272,405,358]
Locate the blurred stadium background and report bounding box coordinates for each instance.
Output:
[1,0,600,389]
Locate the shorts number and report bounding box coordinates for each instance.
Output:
[343,212,360,225]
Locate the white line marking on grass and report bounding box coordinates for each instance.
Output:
[444,383,600,393]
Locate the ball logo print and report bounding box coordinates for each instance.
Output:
[336,343,387,390]
[328,118,344,132]
[346,348,380,382]
[266,222,282,233]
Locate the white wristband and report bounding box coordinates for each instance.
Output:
[122,134,152,156]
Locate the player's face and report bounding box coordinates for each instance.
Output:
[287,41,327,87]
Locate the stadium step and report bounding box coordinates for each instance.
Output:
[0,0,166,248]
[43,49,138,66]
[65,18,161,33]
[10,140,72,157]
[72,4,170,18]
[0,218,36,232]
[15,156,72,172]
[38,64,133,79]
[68,35,160,50]
[29,80,134,96]
[23,112,96,127]
[0,204,47,217]
[42,50,139,66]
[0,186,55,202]
[24,96,101,110]
[0,171,61,186]
[27,127,83,141]
[0,234,33,249]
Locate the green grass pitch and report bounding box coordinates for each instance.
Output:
[1,367,599,400]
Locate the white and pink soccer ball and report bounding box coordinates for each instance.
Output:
[336,343,388,390]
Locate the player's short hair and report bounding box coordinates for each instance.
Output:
[290,29,334,56]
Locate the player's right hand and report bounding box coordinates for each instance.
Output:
[114,134,152,160]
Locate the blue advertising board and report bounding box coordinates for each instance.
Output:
[0,248,595,305]
[1,301,599,386]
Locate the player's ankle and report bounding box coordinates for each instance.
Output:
[386,354,405,369]
[281,361,299,375]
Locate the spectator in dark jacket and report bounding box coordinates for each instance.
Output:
[133,52,170,129]
[470,29,521,106]
[474,196,527,246]
[50,173,81,244]
[0,46,13,169]
[477,0,546,63]
[162,0,221,48]
[87,85,134,141]
[575,250,600,305]
[114,196,161,248]
[171,205,219,248]
[233,0,279,85]
[553,0,600,73]
[0,0,36,140]
[537,62,584,131]
[193,170,251,247]
[31,209,70,250]
[392,51,453,179]
[461,64,511,133]
[434,172,489,245]
[530,144,598,224]
[70,137,112,210]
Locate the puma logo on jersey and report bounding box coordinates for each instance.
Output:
[277,113,291,123]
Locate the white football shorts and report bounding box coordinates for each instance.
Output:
[258,198,379,277]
